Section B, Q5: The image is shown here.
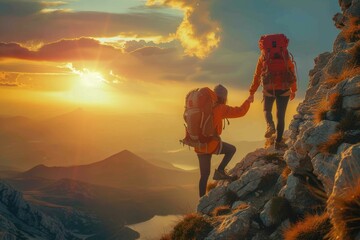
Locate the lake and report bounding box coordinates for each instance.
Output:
[127,215,181,240]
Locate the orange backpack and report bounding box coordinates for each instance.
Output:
[180,88,218,150]
[259,34,297,90]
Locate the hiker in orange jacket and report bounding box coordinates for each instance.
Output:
[248,34,297,150]
[196,84,252,197]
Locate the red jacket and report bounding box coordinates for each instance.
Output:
[195,100,250,154]
[249,55,297,95]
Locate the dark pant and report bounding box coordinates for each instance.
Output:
[264,90,290,143]
[197,142,236,197]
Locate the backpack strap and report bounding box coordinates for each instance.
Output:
[289,52,299,83]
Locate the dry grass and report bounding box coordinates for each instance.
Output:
[283,213,331,240]
[313,98,330,124]
[328,93,342,110]
[318,132,345,155]
[206,181,217,193]
[330,178,360,240]
[233,202,249,211]
[212,205,231,216]
[326,66,360,86]
[342,17,360,42]
[171,213,213,240]
[281,166,292,180]
[160,234,172,240]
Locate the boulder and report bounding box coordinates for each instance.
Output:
[337,76,360,96]
[228,164,278,198]
[333,13,346,29]
[339,0,352,11]
[230,148,268,177]
[329,143,360,204]
[311,153,342,195]
[343,94,360,110]
[197,186,230,215]
[284,174,320,214]
[302,120,338,158]
[260,197,291,227]
[205,206,256,240]
[324,51,352,78]
[345,0,360,18]
[285,149,313,174]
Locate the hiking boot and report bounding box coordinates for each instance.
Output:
[264,123,276,138]
[275,141,287,150]
[213,169,237,181]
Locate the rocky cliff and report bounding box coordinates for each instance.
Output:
[0,181,80,240]
[163,1,360,239]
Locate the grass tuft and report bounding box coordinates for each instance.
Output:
[283,213,332,240]
[171,213,213,240]
[212,205,231,216]
[206,181,217,194]
[325,66,360,86]
[342,17,360,42]
[160,233,172,240]
[281,166,292,180]
[313,98,331,124]
[330,178,360,240]
[233,202,249,211]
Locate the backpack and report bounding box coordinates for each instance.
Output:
[259,34,297,90]
[180,87,218,150]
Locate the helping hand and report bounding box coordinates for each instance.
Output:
[247,94,254,103]
[290,92,295,101]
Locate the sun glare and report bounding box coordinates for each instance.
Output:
[80,70,106,88]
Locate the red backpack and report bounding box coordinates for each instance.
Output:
[180,88,218,150]
[259,34,297,90]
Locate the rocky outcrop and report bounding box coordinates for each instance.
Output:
[0,181,79,240]
[168,1,360,239]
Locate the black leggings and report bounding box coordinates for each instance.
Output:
[264,90,290,143]
[197,142,236,197]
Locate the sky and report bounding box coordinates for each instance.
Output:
[0,0,341,166]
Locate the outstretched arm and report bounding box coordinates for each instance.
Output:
[249,56,263,96]
[220,100,251,119]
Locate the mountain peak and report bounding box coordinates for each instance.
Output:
[98,150,144,165]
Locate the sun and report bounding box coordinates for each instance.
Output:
[79,69,107,88]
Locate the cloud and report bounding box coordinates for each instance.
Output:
[0,38,200,87]
[0,38,119,61]
[0,4,181,43]
[147,0,221,59]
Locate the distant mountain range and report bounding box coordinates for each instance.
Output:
[3,149,199,238]
[22,150,198,188]
[0,110,264,170]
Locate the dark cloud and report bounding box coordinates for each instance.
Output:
[0,9,181,43]
[0,0,43,16]
[0,38,119,61]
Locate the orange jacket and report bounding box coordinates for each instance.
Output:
[249,55,297,95]
[195,100,251,154]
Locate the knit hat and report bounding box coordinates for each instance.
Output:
[214,84,228,99]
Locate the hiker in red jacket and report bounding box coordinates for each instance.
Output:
[248,34,297,150]
[181,85,252,197]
